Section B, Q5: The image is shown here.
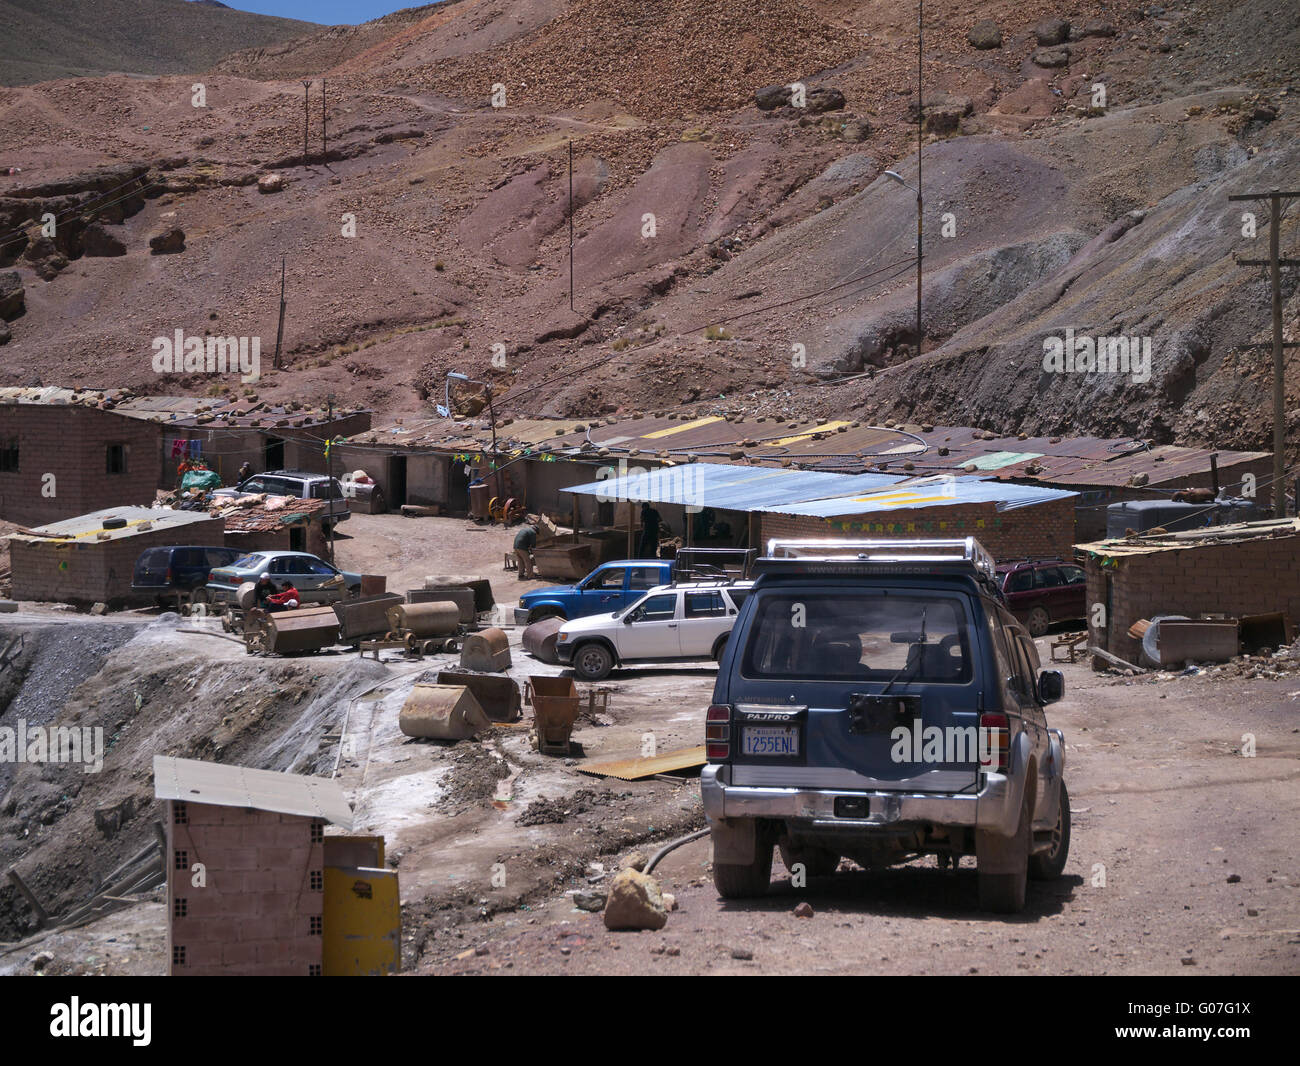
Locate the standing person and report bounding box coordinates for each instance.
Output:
[513,522,538,580]
[237,461,253,485]
[638,502,662,559]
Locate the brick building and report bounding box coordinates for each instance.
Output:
[1078,519,1300,666]
[0,397,160,525]
[219,496,329,556]
[8,507,224,606]
[154,756,354,977]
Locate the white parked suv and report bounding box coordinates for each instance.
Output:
[554,581,754,681]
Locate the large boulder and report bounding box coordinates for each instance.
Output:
[20,227,67,280]
[149,227,185,255]
[755,84,793,110]
[805,87,846,114]
[257,173,286,194]
[0,271,23,320]
[82,222,127,257]
[1034,18,1071,45]
[603,868,668,931]
[967,19,1002,49]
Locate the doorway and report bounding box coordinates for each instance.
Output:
[388,455,408,507]
[264,436,285,471]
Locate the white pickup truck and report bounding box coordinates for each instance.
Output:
[554,580,754,681]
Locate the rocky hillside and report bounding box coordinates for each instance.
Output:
[0,0,1296,464]
[0,0,319,85]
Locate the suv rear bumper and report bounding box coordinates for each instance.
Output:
[701,762,1022,837]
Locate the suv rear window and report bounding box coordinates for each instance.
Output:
[741,592,972,684]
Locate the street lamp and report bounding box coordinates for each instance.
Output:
[883,170,923,355]
[446,371,503,501]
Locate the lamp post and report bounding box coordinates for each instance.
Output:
[884,169,922,354]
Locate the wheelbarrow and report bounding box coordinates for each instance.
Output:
[526,675,582,756]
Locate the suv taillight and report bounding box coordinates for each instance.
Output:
[706,704,731,760]
[980,713,1009,772]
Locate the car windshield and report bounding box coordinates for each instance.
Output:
[741,591,973,683]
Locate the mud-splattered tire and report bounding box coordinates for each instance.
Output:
[977,788,1030,913]
[713,842,775,899]
[1027,607,1050,637]
[1030,780,1071,880]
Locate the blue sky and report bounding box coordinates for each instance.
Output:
[213,1,424,25]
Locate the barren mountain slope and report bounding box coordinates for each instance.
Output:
[0,0,1295,462]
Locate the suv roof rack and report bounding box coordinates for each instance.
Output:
[761,537,997,582]
[671,546,757,582]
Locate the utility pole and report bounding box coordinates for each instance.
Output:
[915,0,923,355]
[273,255,287,370]
[301,80,311,165]
[321,78,327,161]
[446,372,503,502]
[1229,188,1300,517]
[325,392,336,565]
[568,138,575,313]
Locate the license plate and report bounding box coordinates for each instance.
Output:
[742,725,799,756]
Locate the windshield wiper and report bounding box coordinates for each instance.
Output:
[878,606,927,696]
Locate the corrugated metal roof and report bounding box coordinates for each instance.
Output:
[562,463,905,509]
[769,476,1077,518]
[333,413,1269,492]
[1076,518,1300,559]
[219,496,327,533]
[6,506,217,544]
[153,755,354,829]
[578,745,707,780]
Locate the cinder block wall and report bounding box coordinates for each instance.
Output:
[166,800,325,977]
[10,516,225,605]
[1084,531,1300,665]
[0,405,161,525]
[760,495,1075,563]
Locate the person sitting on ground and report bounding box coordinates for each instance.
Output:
[266,580,301,612]
[514,522,538,580]
[253,572,276,609]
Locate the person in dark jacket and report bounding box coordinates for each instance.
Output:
[638,503,662,559]
[237,461,254,484]
[513,523,538,579]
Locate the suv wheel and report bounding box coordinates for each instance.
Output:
[572,642,614,681]
[713,841,774,899]
[1029,780,1071,880]
[1026,606,1050,637]
[711,635,729,662]
[778,843,839,879]
[976,787,1031,913]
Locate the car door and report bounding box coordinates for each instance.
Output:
[1058,563,1087,622]
[1008,625,1050,823]
[1035,566,1070,622]
[1003,567,1036,621]
[621,591,681,659]
[579,566,626,614]
[676,589,732,658]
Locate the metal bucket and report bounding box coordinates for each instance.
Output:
[436,670,521,723]
[399,684,491,740]
[521,617,565,664]
[333,593,403,642]
[250,606,340,654]
[386,601,460,639]
[459,627,511,672]
[527,675,581,755]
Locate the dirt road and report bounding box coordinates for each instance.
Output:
[428,657,1300,975]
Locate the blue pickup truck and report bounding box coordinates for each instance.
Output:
[514,560,675,626]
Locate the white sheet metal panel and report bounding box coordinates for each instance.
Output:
[153,755,355,830]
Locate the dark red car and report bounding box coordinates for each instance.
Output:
[996,558,1087,636]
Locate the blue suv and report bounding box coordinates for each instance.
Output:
[514,560,675,626]
[701,538,1070,913]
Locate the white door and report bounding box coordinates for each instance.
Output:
[620,592,681,658]
[675,590,734,658]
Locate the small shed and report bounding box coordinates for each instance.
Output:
[155,756,399,977]
[7,506,224,606]
[216,495,329,556]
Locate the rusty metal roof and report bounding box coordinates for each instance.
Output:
[153,755,354,829]
[1076,518,1300,559]
[218,496,327,533]
[332,412,1269,493]
[578,745,707,780]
